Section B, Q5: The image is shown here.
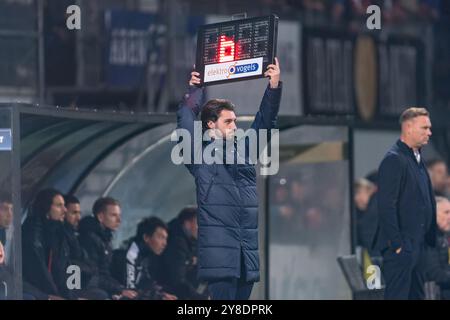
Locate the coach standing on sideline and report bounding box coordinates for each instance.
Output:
[373,108,437,300]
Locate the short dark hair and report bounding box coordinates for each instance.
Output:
[178,206,197,223]
[64,194,80,207]
[200,99,235,131]
[399,107,429,125]
[426,158,446,170]
[136,216,168,240]
[31,188,64,219]
[92,197,120,217]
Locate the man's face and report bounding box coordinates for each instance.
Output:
[144,227,168,255]
[65,203,81,228]
[405,116,432,148]
[429,162,448,192]
[48,195,66,222]
[437,200,450,233]
[0,202,13,228]
[208,110,237,140]
[98,204,121,231]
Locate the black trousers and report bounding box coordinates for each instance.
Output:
[208,277,254,300]
[208,252,254,300]
[382,241,426,300]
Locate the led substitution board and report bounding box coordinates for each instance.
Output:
[196,15,278,86]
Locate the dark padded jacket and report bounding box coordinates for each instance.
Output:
[176,83,282,282]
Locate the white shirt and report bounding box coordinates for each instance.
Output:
[413,150,421,164]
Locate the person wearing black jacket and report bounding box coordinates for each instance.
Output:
[425,197,450,299]
[63,195,108,299]
[64,195,94,284]
[78,197,137,299]
[22,188,74,300]
[163,207,208,299]
[124,216,177,300]
[0,242,41,300]
[373,108,437,300]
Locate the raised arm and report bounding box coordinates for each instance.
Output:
[251,57,282,132]
[176,71,205,132]
[176,71,205,172]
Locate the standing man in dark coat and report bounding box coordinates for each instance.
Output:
[373,107,437,300]
[176,58,282,300]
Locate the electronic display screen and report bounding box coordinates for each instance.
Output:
[196,15,278,86]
